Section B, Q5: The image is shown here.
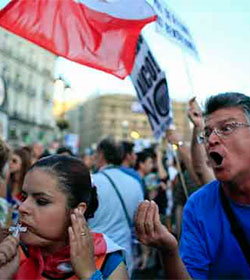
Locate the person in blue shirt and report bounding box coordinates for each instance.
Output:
[88,138,144,276]
[119,141,144,190]
[135,92,250,279]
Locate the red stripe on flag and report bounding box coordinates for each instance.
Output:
[0,0,156,78]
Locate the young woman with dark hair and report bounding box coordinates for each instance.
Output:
[4,155,128,279]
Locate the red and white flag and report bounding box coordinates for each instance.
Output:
[0,0,156,79]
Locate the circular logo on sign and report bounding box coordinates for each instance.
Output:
[0,77,6,107]
[153,78,170,117]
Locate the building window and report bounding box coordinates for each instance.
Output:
[122,132,128,139]
[110,105,116,113]
[133,120,137,127]
[9,127,18,140]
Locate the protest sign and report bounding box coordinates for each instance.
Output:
[130,36,173,139]
[153,0,198,58]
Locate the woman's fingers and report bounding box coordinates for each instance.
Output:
[1,236,19,261]
[68,226,77,256]
[72,209,91,246]
[70,208,93,258]
[0,253,7,266]
[76,209,91,241]
[71,211,83,256]
[0,249,20,278]
[69,208,96,279]
[0,235,19,265]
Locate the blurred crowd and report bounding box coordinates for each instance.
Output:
[0,97,214,278]
[0,92,250,279]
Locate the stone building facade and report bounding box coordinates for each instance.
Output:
[172,100,192,142]
[66,93,191,152]
[66,94,153,152]
[0,28,57,146]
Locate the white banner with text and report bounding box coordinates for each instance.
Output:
[153,0,198,58]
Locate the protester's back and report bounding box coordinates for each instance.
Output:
[88,138,144,275]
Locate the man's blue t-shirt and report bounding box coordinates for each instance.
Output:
[179,180,250,279]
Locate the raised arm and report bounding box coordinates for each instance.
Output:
[155,145,168,180]
[166,129,201,186]
[188,97,215,184]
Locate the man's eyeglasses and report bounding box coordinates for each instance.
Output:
[200,122,250,143]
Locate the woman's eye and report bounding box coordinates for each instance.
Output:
[36,199,49,206]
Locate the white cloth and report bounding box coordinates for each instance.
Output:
[166,188,173,217]
[88,167,144,275]
[168,165,178,181]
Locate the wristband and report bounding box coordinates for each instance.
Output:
[196,135,204,144]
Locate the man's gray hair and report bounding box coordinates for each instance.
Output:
[204,92,250,122]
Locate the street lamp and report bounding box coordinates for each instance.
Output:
[54,76,72,117]
[54,76,71,143]
[130,130,140,140]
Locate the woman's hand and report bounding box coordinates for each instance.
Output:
[0,235,20,278]
[135,200,178,255]
[69,208,97,279]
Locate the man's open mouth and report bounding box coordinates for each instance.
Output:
[209,152,224,167]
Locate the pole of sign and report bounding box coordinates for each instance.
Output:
[181,49,195,99]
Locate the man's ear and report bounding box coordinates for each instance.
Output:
[76,202,87,215]
[126,153,131,162]
[139,161,144,171]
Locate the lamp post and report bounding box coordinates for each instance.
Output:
[54,76,71,143]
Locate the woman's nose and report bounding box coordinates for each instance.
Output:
[19,198,32,215]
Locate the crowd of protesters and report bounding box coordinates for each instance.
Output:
[0,92,249,279]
